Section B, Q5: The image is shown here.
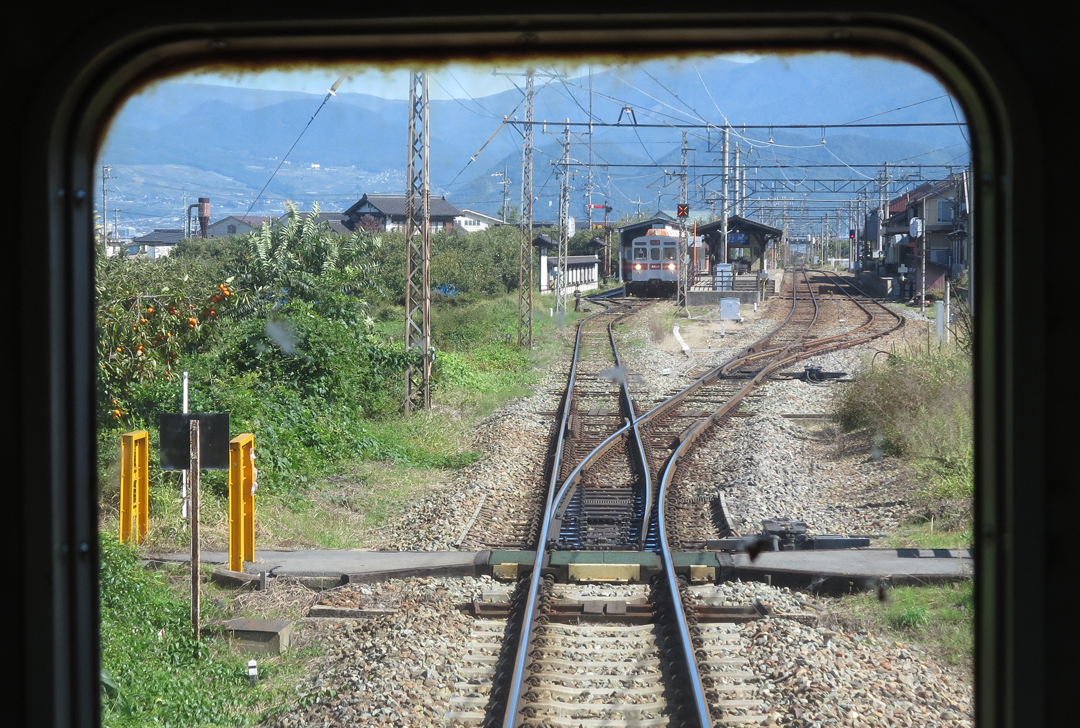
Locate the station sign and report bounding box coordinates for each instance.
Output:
[728,232,747,243]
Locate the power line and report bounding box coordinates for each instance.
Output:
[502,119,964,130]
[242,75,347,220]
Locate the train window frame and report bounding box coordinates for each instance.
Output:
[14,5,1060,728]
[634,247,648,261]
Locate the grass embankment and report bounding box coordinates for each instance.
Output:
[100,536,314,727]
[832,333,973,547]
[828,321,974,666]
[100,293,575,726]
[825,580,974,670]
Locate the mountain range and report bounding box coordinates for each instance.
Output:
[98,53,970,232]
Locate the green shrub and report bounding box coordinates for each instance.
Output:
[891,604,930,630]
[100,536,265,726]
[833,344,972,468]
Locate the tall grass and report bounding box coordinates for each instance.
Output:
[833,341,973,522]
[100,536,303,726]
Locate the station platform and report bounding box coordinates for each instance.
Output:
[148,546,971,595]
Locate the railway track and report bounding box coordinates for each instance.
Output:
[454,270,905,728]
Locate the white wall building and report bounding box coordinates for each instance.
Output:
[454,209,503,232]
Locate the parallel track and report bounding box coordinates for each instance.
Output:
[481,270,904,728]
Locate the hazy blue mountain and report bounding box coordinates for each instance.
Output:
[99,53,969,229]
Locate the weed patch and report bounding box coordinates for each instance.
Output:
[99,536,310,726]
[824,580,974,669]
[832,340,972,528]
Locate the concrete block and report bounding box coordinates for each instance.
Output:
[211,568,260,590]
[605,600,627,615]
[294,575,345,590]
[221,618,293,654]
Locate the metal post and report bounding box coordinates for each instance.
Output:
[517,70,535,348]
[181,371,189,520]
[189,419,201,649]
[678,132,689,309]
[945,276,951,345]
[720,125,729,265]
[556,121,571,316]
[921,216,927,316]
[404,72,432,412]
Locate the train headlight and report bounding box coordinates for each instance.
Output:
[634,263,642,271]
[667,263,676,271]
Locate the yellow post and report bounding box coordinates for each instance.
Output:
[119,430,149,543]
[228,434,256,571]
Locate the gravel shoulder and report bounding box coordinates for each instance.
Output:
[248,292,973,727]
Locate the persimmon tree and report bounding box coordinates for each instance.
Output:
[96,245,235,423]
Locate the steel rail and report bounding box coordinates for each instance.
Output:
[501,269,863,728]
[499,297,642,728]
[644,269,818,728]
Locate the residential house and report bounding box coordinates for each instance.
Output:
[455,209,503,232]
[343,191,462,231]
[128,229,186,259]
[342,194,462,232]
[273,210,352,234]
[880,172,970,296]
[205,215,271,238]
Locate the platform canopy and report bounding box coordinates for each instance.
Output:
[698,216,783,270]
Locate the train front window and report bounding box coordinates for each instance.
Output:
[88,44,978,728]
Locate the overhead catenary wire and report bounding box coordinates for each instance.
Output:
[242,74,347,219]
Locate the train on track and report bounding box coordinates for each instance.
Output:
[623,227,681,297]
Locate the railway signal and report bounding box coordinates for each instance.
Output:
[677,204,690,218]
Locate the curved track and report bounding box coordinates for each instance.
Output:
[486,270,904,728]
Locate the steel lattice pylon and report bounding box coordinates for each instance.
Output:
[517,70,535,348]
[404,72,431,413]
[556,122,571,316]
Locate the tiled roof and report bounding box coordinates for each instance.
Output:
[345,194,462,219]
[888,176,961,212]
[697,215,783,237]
[458,209,503,224]
[275,211,351,234]
[132,229,185,245]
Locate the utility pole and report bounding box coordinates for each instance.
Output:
[404,72,432,413]
[879,162,889,258]
[496,167,512,222]
[678,132,689,309]
[517,70,535,348]
[720,125,729,265]
[556,120,572,317]
[585,67,595,230]
[101,164,114,245]
[733,146,741,217]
